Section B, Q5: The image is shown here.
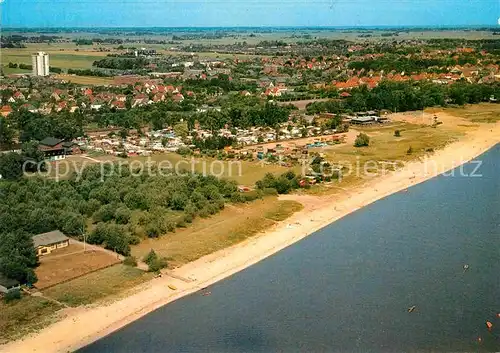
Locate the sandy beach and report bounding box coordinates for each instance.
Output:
[1,122,499,353]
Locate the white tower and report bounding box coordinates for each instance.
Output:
[32,52,50,76]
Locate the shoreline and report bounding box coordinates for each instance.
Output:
[1,126,499,353]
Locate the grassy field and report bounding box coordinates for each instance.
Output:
[0,296,63,344]
[51,153,294,186]
[42,265,153,307]
[1,48,104,69]
[430,103,500,124]
[91,153,296,186]
[315,122,463,189]
[132,197,303,266]
[35,244,121,289]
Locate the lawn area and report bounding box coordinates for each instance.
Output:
[42,265,153,307]
[132,197,303,266]
[0,296,63,344]
[1,65,32,75]
[319,122,462,187]
[125,153,296,186]
[54,74,114,86]
[47,153,293,186]
[35,244,121,290]
[429,103,500,123]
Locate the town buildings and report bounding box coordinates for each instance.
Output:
[32,52,50,77]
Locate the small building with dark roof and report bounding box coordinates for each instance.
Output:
[0,272,21,294]
[33,230,70,256]
[38,137,66,161]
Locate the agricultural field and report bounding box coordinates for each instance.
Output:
[1,47,105,70]
[35,243,121,289]
[132,197,303,266]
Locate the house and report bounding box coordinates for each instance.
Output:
[0,105,13,117]
[0,273,20,294]
[62,141,82,155]
[33,230,70,256]
[12,91,26,101]
[111,100,127,110]
[38,137,66,160]
[350,116,375,125]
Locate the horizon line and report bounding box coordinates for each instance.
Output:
[2,24,498,30]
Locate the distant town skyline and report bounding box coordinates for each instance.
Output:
[1,0,497,28]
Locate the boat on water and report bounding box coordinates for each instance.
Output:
[408,306,416,313]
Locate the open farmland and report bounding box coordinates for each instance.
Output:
[1,48,104,69]
[53,74,114,86]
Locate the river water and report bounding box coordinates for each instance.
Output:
[79,144,500,352]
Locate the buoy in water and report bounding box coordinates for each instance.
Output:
[486,321,493,330]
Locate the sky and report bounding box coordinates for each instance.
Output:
[1,0,498,28]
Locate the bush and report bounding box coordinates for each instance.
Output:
[243,190,262,202]
[198,207,211,218]
[3,289,21,303]
[262,188,278,196]
[143,249,167,272]
[394,130,401,137]
[407,146,414,155]
[123,256,137,267]
[275,176,292,194]
[230,192,246,203]
[354,133,370,147]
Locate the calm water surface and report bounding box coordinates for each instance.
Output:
[79,145,500,352]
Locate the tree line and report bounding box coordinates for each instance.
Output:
[0,163,261,285]
[306,81,500,115]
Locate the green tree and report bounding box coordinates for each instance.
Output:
[0,117,15,148]
[173,121,189,139]
[0,231,38,285]
[0,152,24,180]
[354,133,370,147]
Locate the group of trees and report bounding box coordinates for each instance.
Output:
[0,141,46,180]
[93,57,148,70]
[348,55,477,74]
[67,68,112,77]
[306,81,500,115]
[8,109,84,142]
[255,171,301,194]
[0,164,252,272]
[193,102,292,133]
[192,135,236,151]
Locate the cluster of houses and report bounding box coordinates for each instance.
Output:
[80,128,185,157]
[0,80,192,117]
